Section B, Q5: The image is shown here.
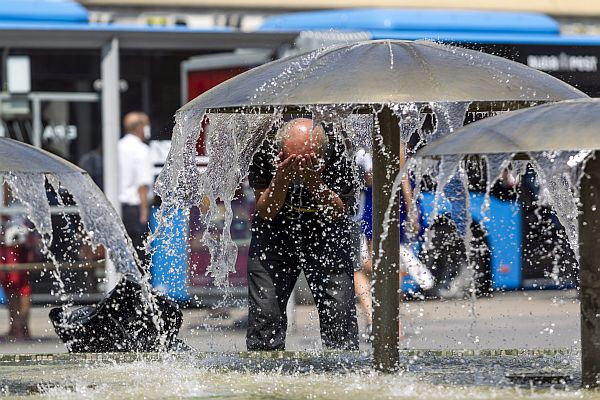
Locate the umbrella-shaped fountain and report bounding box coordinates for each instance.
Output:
[156,39,587,372]
[0,137,183,352]
[414,97,600,387]
[0,137,139,279]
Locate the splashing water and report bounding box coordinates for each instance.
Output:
[153,40,585,295]
[341,113,374,151]
[414,149,590,289]
[424,102,471,250]
[1,170,182,350]
[3,171,142,285]
[199,113,275,286]
[392,103,425,146]
[530,152,581,257]
[430,102,470,142]
[154,110,277,286]
[4,172,53,244]
[155,96,585,294]
[3,172,68,300]
[0,350,585,399]
[56,173,141,280]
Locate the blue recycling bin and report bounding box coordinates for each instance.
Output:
[149,207,189,302]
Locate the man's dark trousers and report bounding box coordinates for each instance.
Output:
[246,236,359,351]
[121,204,149,265]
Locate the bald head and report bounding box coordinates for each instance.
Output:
[123,112,149,138]
[277,118,328,159]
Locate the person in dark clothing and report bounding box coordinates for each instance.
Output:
[246,118,359,351]
[78,144,103,191]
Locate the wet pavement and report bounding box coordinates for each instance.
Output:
[0,350,586,399]
[0,289,579,354]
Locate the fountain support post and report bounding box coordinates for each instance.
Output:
[579,151,600,387]
[101,37,121,291]
[372,105,401,372]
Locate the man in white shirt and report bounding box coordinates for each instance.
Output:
[118,112,153,263]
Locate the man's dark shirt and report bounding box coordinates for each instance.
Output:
[247,134,356,258]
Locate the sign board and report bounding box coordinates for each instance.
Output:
[42,125,77,141]
[468,43,600,96]
[7,56,31,94]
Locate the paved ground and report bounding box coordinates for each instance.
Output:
[0,290,580,354]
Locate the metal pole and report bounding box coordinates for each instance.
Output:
[580,151,600,387]
[0,175,4,209]
[372,105,401,372]
[101,38,121,213]
[31,97,41,148]
[101,37,121,291]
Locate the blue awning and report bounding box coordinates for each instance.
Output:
[369,30,600,46]
[259,8,600,46]
[0,0,88,24]
[260,9,560,36]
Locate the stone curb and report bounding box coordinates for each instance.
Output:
[0,348,573,366]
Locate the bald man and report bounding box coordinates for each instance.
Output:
[118,112,153,263]
[246,118,359,351]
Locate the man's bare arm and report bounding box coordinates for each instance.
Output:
[254,154,299,220]
[138,185,149,224]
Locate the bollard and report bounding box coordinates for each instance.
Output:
[372,105,401,372]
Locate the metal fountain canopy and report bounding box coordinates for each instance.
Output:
[0,137,85,174]
[417,98,600,156]
[180,39,586,112]
[411,97,600,387]
[175,39,587,374]
[0,139,184,354]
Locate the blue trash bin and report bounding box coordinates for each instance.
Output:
[149,207,189,302]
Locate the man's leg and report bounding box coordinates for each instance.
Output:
[304,253,359,350]
[354,239,373,328]
[6,290,30,340]
[15,273,31,340]
[246,257,300,350]
[354,270,372,324]
[1,253,31,339]
[17,292,31,339]
[6,290,18,337]
[121,205,149,265]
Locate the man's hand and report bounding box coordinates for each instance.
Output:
[298,153,346,218]
[273,152,300,186]
[298,153,325,192]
